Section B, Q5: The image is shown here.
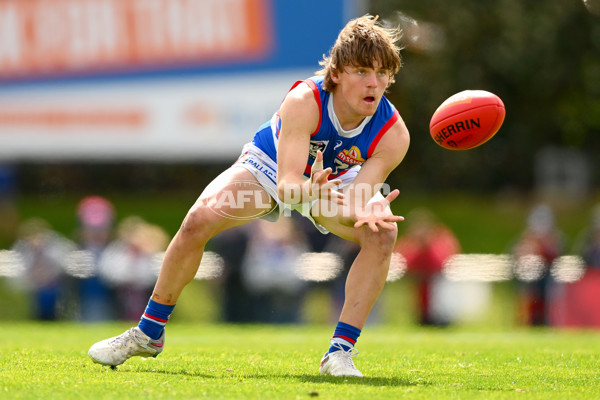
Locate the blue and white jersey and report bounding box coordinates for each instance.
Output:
[251,75,399,179]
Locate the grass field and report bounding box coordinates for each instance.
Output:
[1,322,599,399]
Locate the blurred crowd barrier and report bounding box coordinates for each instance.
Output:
[2,199,600,328]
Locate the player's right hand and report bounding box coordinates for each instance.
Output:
[305,150,344,203]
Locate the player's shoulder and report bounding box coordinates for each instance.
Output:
[281,78,321,115]
[377,94,408,136]
[278,78,322,132]
[372,112,410,159]
[377,95,397,117]
[286,77,322,103]
[387,112,410,142]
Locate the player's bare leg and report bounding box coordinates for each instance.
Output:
[312,197,398,377]
[315,214,397,328]
[152,167,274,305]
[337,224,396,328]
[89,167,274,367]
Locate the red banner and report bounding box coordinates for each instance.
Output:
[0,0,273,79]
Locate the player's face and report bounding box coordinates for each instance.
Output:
[331,62,390,125]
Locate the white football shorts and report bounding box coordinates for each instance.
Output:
[234,142,362,234]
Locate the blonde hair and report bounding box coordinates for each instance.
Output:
[316,15,403,92]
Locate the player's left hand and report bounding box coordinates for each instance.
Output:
[354,189,404,232]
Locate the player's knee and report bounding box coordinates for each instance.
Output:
[359,224,397,253]
[178,205,220,243]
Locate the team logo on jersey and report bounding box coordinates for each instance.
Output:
[309,140,329,158]
[336,146,366,165]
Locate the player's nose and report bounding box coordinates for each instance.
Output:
[365,71,378,87]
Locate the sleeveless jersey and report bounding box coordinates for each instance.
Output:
[251,75,399,178]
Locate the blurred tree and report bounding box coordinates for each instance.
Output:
[370,0,600,192]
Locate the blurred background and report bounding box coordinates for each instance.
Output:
[1,0,599,329]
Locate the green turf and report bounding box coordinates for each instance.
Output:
[1,322,599,399]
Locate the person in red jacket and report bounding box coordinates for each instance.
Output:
[394,208,461,325]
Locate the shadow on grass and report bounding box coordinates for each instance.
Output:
[114,367,215,379]
[126,366,424,387]
[297,374,424,387]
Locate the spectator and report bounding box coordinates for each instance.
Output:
[0,164,17,249]
[512,204,565,326]
[547,204,600,327]
[212,217,309,324]
[210,225,256,323]
[241,218,309,323]
[12,218,75,320]
[394,208,461,326]
[99,217,169,321]
[575,204,600,270]
[70,196,116,322]
[323,236,361,323]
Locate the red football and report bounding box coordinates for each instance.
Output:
[429,90,505,150]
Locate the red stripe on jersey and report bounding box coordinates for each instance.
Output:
[281,79,322,137]
[303,79,322,136]
[328,169,350,179]
[304,164,350,179]
[367,110,399,158]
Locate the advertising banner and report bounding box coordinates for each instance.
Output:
[0,0,360,161]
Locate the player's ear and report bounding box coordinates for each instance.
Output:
[330,69,341,84]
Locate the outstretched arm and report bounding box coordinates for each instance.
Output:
[343,117,410,232]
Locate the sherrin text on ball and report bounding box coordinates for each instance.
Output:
[429,90,505,150]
